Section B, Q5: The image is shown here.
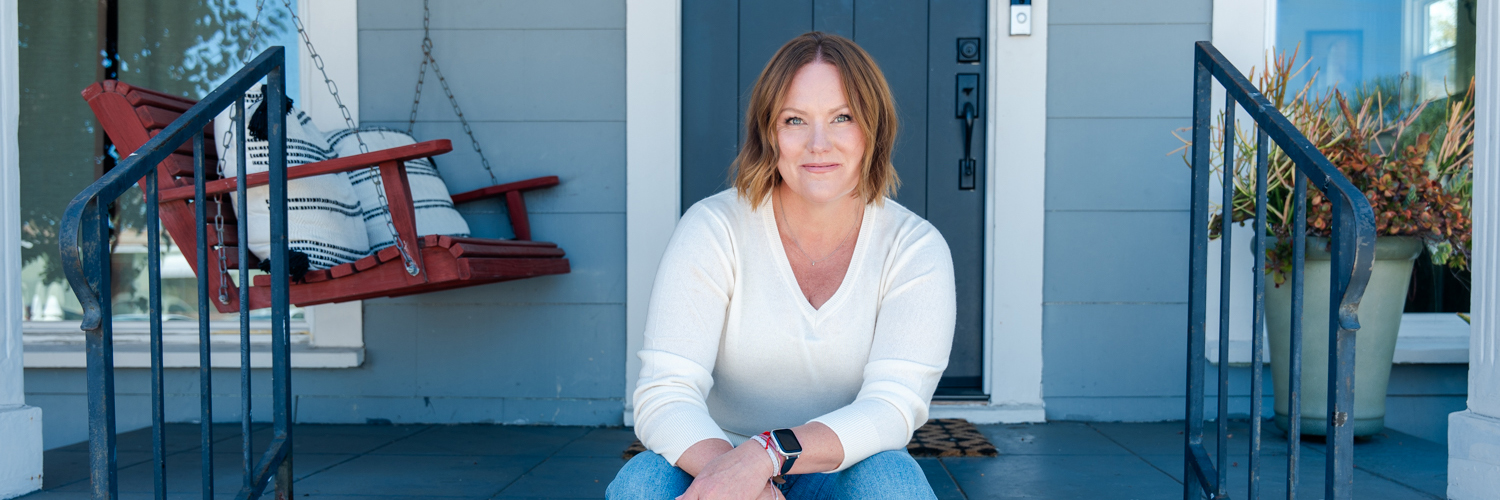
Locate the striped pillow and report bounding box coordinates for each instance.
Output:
[325,128,472,251]
[213,87,371,271]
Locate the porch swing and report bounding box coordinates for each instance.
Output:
[80,0,569,313]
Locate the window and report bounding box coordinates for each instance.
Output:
[1275,0,1477,313]
[1277,0,1475,99]
[18,0,303,332]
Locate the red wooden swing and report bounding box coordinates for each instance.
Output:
[82,80,571,313]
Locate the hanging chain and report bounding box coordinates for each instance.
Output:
[279,0,421,276]
[210,0,269,304]
[405,4,430,136]
[406,0,499,185]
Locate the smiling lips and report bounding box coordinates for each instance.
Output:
[801,163,841,173]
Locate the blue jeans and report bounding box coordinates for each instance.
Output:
[606,450,938,500]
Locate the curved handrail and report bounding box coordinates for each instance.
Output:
[1185,41,1379,500]
[61,47,287,331]
[1193,41,1378,332]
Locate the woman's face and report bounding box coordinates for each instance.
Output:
[775,61,865,206]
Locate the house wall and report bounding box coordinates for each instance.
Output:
[331,0,628,426]
[1040,0,1211,421]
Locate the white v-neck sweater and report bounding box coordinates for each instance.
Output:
[632,190,956,472]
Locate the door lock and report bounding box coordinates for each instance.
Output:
[956,73,980,191]
[957,38,981,64]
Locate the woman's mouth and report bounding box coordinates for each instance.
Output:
[801,163,840,174]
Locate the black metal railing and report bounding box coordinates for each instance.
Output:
[1184,42,1377,500]
[61,47,293,500]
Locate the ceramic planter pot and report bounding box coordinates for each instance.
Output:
[1265,236,1422,437]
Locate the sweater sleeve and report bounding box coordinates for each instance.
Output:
[810,221,956,471]
[631,203,737,466]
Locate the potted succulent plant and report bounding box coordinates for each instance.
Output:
[1178,49,1475,436]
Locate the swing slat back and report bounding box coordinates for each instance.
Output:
[83,80,570,313]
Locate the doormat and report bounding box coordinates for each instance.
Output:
[621,419,997,460]
[906,418,999,457]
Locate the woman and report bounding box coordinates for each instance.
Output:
[609,32,955,500]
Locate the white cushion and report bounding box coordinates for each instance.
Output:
[212,86,370,270]
[325,127,472,250]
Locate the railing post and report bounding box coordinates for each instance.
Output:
[1217,94,1236,500]
[1185,46,1214,499]
[1288,170,1307,499]
[1249,128,1268,500]
[83,199,117,500]
[1325,200,1357,500]
[267,63,295,500]
[147,163,165,500]
[193,128,214,500]
[237,94,254,493]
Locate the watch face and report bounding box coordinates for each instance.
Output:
[772,429,802,453]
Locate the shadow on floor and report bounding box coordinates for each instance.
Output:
[21,420,1446,499]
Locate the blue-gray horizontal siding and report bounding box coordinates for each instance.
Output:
[1041,0,1210,421]
[351,0,627,427]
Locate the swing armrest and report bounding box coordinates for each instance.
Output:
[449,176,560,241]
[159,140,454,202]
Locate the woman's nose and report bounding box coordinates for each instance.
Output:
[809,124,833,153]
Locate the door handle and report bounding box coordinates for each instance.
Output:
[956,73,980,190]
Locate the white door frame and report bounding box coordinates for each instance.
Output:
[624,0,683,425]
[622,0,1048,424]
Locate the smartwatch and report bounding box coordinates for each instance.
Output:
[769,428,802,478]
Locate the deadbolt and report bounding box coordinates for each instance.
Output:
[957,38,981,63]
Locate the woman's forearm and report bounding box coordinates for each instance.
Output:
[675,438,736,477]
[783,421,844,474]
[676,421,845,478]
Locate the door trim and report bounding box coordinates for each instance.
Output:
[963,0,1046,422]
[624,0,682,425]
[623,0,1047,424]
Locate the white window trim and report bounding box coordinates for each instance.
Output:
[295,0,365,353]
[19,0,365,369]
[621,0,1049,425]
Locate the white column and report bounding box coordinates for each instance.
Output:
[623,0,682,426]
[0,0,45,496]
[1450,1,1500,498]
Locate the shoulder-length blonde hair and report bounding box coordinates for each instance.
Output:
[732,31,899,208]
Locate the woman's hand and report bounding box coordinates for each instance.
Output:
[676,441,778,500]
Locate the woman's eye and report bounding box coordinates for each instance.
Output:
[784,116,804,125]
[833,114,852,123]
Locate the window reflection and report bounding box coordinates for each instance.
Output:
[1277,0,1476,100]
[18,0,302,326]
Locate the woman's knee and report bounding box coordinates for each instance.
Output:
[607,451,693,500]
[834,450,937,500]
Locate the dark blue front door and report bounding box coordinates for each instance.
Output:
[681,0,988,396]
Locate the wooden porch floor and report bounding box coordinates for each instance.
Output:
[20,420,1446,499]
